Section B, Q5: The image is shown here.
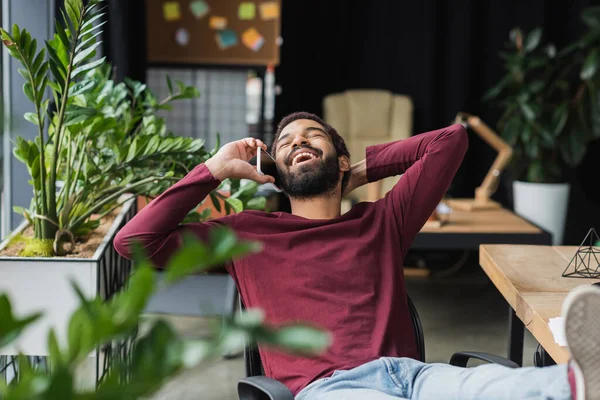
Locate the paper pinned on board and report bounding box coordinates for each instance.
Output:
[215,29,238,50]
[548,317,567,347]
[209,16,228,30]
[163,1,181,21]
[259,2,280,20]
[175,28,190,46]
[190,0,210,19]
[238,2,256,20]
[242,27,264,51]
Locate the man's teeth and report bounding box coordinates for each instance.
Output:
[292,152,317,166]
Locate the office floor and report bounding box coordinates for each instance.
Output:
[146,267,541,400]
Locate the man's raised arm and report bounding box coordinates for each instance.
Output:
[349,124,468,254]
[113,138,275,267]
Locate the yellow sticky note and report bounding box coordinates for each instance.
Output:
[238,2,256,20]
[259,2,279,20]
[163,2,181,22]
[209,16,228,30]
[242,27,264,51]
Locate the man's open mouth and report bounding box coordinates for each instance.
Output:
[290,150,320,166]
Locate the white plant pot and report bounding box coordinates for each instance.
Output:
[0,197,136,381]
[513,181,570,245]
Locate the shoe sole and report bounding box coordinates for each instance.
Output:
[563,286,600,400]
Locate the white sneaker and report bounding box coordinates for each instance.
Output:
[562,284,600,400]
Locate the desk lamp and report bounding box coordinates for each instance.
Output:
[447,112,513,211]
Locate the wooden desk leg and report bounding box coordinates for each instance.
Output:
[508,307,524,367]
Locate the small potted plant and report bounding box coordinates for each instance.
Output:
[483,6,600,244]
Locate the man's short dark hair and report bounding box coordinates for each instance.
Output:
[271,112,351,191]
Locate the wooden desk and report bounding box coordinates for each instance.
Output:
[479,245,600,366]
[413,207,550,250]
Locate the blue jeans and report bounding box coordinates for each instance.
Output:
[295,357,571,400]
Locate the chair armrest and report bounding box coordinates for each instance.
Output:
[238,376,294,400]
[449,351,519,368]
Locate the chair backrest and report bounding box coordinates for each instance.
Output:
[323,89,413,203]
[242,294,425,377]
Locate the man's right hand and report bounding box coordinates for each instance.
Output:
[205,137,276,184]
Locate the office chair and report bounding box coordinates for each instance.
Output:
[237,295,518,400]
[323,89,414,204]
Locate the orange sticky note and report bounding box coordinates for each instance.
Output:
[163,2,181,22]
[259,2,279,20]
[242,28,264,51]
[209,16,228,30]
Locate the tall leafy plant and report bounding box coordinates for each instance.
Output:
[0,227,331,398]
[1,0,265,256]
[1,0,107,243]
[483,6,600,183]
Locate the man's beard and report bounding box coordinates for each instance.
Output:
[278,153,340,199]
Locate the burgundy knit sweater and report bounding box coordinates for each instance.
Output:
[114,123,468,396]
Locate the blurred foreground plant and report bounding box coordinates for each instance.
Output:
[0,227,330,399]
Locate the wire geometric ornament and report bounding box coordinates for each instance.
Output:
[562,228,600,279]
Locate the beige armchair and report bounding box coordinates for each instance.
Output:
[323,89,413,203]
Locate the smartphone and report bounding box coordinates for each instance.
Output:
[254,147,282,192]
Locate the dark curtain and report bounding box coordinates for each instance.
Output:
[275,0,600,244]
[102,0,146,83]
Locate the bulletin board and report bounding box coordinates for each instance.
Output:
[146,0,281,66]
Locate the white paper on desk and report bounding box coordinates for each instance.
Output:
[548,317,567,347]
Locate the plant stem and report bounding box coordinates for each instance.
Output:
[69,140,86,200]
[95,195,135,222]
[68,175,166,230]
[47,6,86,240]
[62,130,73,216]
[14,46,48,238]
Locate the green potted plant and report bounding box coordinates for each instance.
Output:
[0,0,265,380]
[0,227,330,395]
[483,7,600,244]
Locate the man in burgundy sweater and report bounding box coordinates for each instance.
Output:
[115,112,599,400]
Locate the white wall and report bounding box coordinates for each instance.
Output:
[2,0,55,237]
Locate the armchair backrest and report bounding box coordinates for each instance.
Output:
[242,294,425,377]
[323,90,413,203]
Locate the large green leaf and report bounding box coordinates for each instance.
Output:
[553,102,569,136]
[581,6,600,28]
[501,116,522,146]
[528,80,545,93]
[482,74,511,101]
[0,295,42,349]
[580,48,600,80]
[524,135,540,159]
[269,325,332,355]
[71,57,105,78]
[24,112,40,126]
[209,192,222,212]
[526,160,545,183]
[246,196,267,210]
[72,41,100,65]
[561,130,589,167]
[45,367,74,400]
[68,79,96,96]
[163,233,210,283]
[519,102,536,121]
[525,28,542,53]
[225,197,243,213]
[591,87,600,139]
